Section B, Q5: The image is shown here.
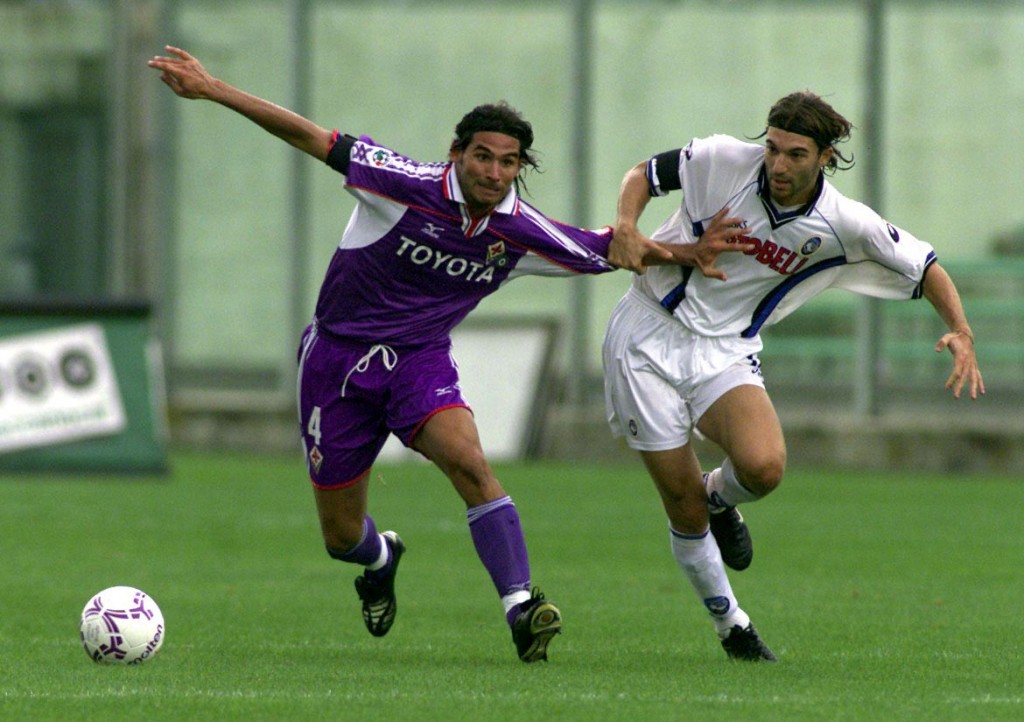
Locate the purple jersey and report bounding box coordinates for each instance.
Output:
[313,133,615,347]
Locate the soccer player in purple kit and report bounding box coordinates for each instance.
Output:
[148,45,747,662]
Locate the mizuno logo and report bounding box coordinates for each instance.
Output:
[421,222,445,239]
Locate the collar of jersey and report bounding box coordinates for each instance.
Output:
[756,165,824,230]
[442,163,521,215]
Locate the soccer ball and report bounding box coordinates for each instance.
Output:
[79,586,164,664]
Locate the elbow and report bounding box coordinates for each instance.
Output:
[299,128,334,163]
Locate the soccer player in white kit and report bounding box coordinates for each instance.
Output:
[604,91,984,661]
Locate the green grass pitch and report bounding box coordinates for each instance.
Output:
[2,451,1022,721]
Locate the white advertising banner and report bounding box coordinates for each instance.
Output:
[0,323,126,454]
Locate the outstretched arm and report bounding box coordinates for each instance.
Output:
[147,46,334,161]
[609,161,673,273]
[922,263,984,399]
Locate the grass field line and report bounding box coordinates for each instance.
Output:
[945,696,1023,706]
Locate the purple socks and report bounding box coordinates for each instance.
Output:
[467,496,531,622]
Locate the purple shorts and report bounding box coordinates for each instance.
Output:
[296,324,469,489]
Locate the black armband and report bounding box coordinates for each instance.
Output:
[651,149,683,194]
[325,132,357,175]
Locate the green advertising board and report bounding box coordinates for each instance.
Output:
[0,301,168,473]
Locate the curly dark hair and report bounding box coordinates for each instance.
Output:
[757,91,855,174]
[451,101,541,192]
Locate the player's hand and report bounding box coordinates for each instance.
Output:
[609,223,672,274]
[690,207,754,281]
[147,46,218,100]
[935,330,985,400]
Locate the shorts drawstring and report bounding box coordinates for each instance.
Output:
[341,344,398,397]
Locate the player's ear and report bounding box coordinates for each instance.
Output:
[819,146,834,170]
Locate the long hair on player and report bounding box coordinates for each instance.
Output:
[756,90,855,174]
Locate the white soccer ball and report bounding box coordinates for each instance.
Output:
[79,586,164,664]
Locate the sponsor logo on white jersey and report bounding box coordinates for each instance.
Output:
[731,233,813,276]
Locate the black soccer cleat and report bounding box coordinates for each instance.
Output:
[709,506,753,571]
[354,530,405,637]
[721,623,777,662]
[511,587,562,663]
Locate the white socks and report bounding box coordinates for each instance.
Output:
[670,527,749,637]
[501,590,531,616]
[703,458,761,509]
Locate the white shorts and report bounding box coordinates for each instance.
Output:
[602,288,766,451]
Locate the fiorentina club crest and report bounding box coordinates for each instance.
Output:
[308,445,324,474]
[486,241,507,266]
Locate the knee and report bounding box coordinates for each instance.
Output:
[442,449,503,506]
[454,444,490,478]
[736,453,785,498]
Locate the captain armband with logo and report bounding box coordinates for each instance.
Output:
[646,149,684,197]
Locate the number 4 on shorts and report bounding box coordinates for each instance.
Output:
[307,405,322,446]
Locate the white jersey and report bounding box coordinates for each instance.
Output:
[632,134,937,339]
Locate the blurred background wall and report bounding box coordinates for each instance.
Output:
[1,0,1021,470]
